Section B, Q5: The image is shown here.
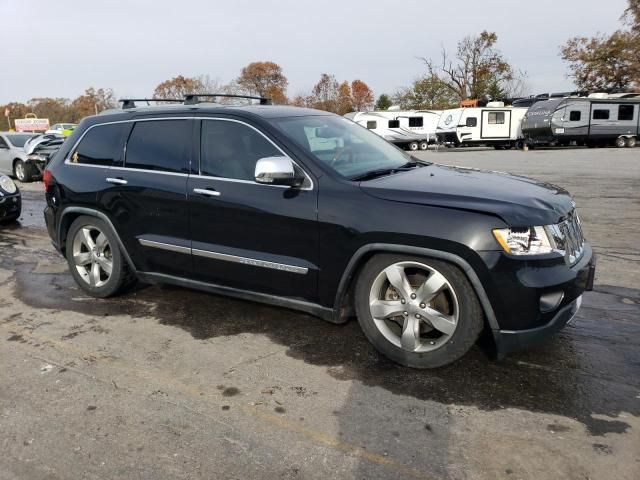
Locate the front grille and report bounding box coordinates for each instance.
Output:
[553,210,585,264]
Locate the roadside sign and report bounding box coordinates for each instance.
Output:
[14,118,50,132]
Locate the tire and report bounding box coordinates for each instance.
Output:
[14,160,33,183]
[419,141,429,151]
[65,215,136,298]
[354,254,484,368]
[626,136,637,148]
[615,137,627,148]
[515,140,524,150]
[408,142,419,151]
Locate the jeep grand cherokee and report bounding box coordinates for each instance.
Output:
[43,95,595,368]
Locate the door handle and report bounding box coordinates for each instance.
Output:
[106,177,128,185]
[193,188,221,197]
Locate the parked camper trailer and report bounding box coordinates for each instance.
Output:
[435,103,529,148]
[521,93,640,147]
[345,110,441,150]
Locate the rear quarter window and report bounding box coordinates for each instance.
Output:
[71,123,128,166]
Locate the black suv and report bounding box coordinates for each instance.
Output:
[43,95,595,368]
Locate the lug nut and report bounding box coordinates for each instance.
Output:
[403,311,408,316]
[416,314,421,319]
[420,303,426,308]
[401,299,406,304]
[410,293,416,299]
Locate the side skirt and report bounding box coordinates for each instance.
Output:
[138,271,337,324]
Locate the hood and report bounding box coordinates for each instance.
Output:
[360,164,575,226]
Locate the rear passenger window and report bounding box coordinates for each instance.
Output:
[466,117,477,127]
[366,121,377,129]
[618,105,634,121]
[200,120,281,181]
[593,109,609,120]
[72,123,127,166]
[488,112,505,124]
[388,120,400,128]
[408,117,423,127]
[569,111,581,121]
[125,120,190,173]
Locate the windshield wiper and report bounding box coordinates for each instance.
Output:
[350,161,426,182]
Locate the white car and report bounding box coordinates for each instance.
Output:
[0,132,37,182]
[45,123,77,135]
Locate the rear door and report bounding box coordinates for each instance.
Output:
[187,118,319,301]
[97,118,193,277]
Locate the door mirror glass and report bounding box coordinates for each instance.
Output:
[255,156,303,187]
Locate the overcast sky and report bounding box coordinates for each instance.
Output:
[0,0,629,104]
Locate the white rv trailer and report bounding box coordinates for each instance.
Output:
[344,110,442,150]
[435,103,529,148]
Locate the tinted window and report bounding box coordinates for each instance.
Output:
[569,111,581,121]
[593,109,609,120]
[388,120,400,128]
[73,123,128,166]
[408,117,423,127]
[488,112,505,124]
[200,120,281,181]
[125,120,190,173]
[618,105,634,121]
[366,121,377,129]
[466,117,477,127]
[0,137,8,148]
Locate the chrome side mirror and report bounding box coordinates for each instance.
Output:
[255,156,303,187]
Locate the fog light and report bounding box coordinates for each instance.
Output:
[540,291,564,313]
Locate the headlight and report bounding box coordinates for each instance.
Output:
[0,175,17,194]
[493,226,555,255]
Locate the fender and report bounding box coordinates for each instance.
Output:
[58,206,138,273]
[332,243,500,330]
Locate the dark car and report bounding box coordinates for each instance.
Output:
[42,96,595,368]
[0,174,21,223]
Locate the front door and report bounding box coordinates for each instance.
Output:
[97,118,193,277]
[188,118,319,301]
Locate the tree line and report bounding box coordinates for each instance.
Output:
[2,0,638,127]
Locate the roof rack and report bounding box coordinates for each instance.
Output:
[118,98,184,109]
[183,93,272,105]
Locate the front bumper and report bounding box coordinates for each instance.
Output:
[490,245,596,356]
[0,193,21,221]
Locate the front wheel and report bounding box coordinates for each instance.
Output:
[355,254,484,368]
[408,142,419,151]
[65,216,136,297]
[615,137,627,148]
[419,141,429,150]
[14,160,33,183]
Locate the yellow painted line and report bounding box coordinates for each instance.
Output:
[2,323,436,480]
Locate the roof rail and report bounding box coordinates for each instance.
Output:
[118,98,184,109]
[183,93,272,105]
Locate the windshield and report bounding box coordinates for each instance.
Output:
[272,115,411,179]
[6,134,36,148]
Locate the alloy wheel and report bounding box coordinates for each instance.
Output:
[72,225,113,288]
[368,261,459,352]
[15,162,25,181]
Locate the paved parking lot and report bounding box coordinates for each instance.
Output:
[1,148,639,479]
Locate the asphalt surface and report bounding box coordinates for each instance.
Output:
[1,147,639,479]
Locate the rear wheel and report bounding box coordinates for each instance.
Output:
[14,160,33,183]
[408,142,419,151]
[65,216,136,297]
[419,141,429,150]
[626,136,637,148]
[355,254,484,368]
[615,137,627,148]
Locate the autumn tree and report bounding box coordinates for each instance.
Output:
[237,61,288,103]
[27,98,75,123]
[350,80,374,111]
[375,94,392,110]
[393,75,458,110]
[153,75,207,100]
[561,0,639,91]
[71,88,116,118]
[421,31,523,102]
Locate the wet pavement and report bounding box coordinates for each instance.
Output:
[1,150,639,479]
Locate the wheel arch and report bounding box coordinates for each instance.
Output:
[58,206,137,272]
[332,243,500,331]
